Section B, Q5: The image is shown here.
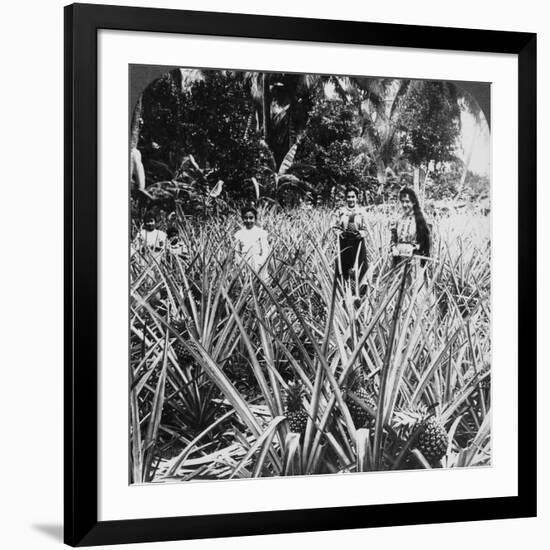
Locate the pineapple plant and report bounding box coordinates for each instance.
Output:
[345,369,377,429]
[285,381,308,435]
[394,404,449,465]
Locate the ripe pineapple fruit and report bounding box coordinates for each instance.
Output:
[172,319,192,364]
[417,416,449,463]
[345,369,377,428]
[285,381,308,435]
[394,404,449,464]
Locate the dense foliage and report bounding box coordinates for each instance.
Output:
[140,71,272,205]
[130,205,491,482]
[134,70,486,213]
[128,70,491,484]
[399,81,461,168]
[294,98,365,200]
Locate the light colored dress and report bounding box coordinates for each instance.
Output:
[392,213,418,258]
[396,213,417,244]
[234,226,270,273]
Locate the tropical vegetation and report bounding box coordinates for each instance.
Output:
[128,68,491,483]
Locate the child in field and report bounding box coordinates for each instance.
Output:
[131,211,167,260]
[234,206,270,279]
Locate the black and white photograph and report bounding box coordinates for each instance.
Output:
[1,0,545,546]
[129,65,491,484]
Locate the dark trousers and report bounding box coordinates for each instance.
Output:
[337,236,368,284]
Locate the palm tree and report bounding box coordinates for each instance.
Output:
[241,71,328,165]
[354,78,479,197]
[240,71,271,143]
[270,73,323,149]
[348,79,412,188]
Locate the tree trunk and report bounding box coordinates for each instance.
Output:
[457,127,479,196]
[130,94,143,150]
[261,73,270,143]
[244,112,254,141]
[288,100,297,151]
[413,166,420,195]
[376,159,387,194]
[130,94,146,197]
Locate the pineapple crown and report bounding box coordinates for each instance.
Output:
[285,381,305,410]
[343,368,378,397]
[344,367,367,392]
[393,403,439,430]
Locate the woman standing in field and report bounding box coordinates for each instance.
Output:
[332,187,369,289]
[234,206,271,280]
[391,187,431,268]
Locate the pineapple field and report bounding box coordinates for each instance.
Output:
[129,204,491,483]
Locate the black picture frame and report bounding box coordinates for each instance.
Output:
[64,2,537,546]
